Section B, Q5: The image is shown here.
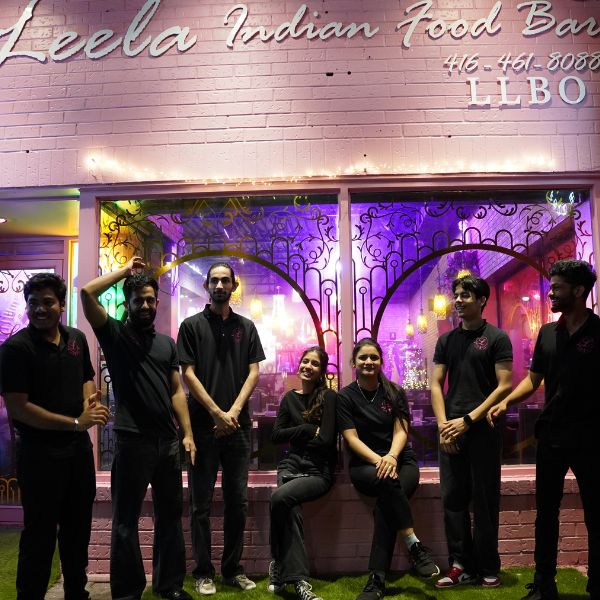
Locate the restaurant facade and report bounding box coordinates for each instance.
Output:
[1,0,599,575]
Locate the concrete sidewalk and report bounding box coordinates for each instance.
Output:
[46,581,117,599]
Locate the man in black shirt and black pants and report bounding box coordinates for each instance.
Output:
[489,260,599,600]
[177,262,265,595]
[0,273,109,600]
[431,275,513,589]
[81,257,196,600]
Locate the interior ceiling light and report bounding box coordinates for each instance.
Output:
[0,218,7,224]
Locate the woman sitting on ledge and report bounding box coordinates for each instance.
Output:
[338,338,440,600]
[268,346,338,600]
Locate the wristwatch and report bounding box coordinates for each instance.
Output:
[463,414,473,427]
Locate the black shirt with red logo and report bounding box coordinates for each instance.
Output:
[337,381,415,466]
[530,309,600,448]
[0,323,95,449]
[433,321,513,419]
[177,305,265,431]
[95,316,180,439]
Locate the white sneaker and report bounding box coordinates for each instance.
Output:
[223,574,257,590]
[195,577,217,595]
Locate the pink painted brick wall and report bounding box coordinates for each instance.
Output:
[0,0,599,188]
[86,472,588,578]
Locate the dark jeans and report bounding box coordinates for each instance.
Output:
[16,439,96,600]
[534,440,599,596]
[350,454,420,574]
[270,455,332,582]
[110,432,186,600]
[439,420,502,576]
[188,426,251,580]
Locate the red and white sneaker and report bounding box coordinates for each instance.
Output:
[482,575,501,588]
[435,566,476,588]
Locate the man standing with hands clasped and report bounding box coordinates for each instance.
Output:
[81,257,196,600]
[177,262,265,595]
[488,260,599,600]
[431,274,513,589]
[0,272,109,600]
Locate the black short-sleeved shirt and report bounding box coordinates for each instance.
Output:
[94,316,179,439]
[0,324,95,449]
[433,321,513,418]
[272,389,338,469]
[337,381,415,466]
[177,305,265,430]
[530,310,600,448]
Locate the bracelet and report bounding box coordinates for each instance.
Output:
[386,453,397,461]
[73,418,79,432]
[463,414,473,426]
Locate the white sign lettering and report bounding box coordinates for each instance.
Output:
[225,3,378,49]
[0,0,597,109]
[396,0,502,49]
[0,0,196,66]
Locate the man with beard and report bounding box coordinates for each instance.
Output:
[0,273,109,600]
[431,275,513,589]
[81,257,195,600]
[489,260,599,600]
[177,262,265,595]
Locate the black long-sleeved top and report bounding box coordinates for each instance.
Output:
[272,388,337,471]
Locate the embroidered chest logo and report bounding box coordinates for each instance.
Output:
[576,336,596,354]
[232,328,243,343]
[473,336,489,351]
[67,339,81,357]
[380,399,393,415]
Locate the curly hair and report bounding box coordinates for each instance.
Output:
[123,274,159,303]
[549,260,596,298]
[24,273,67,303]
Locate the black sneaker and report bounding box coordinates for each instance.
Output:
[409,542,440,578]
[268,560,285,593]
[294,580,322,600]
[356,573,385,600]
[521,581,558,600]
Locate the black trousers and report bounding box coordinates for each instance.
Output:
[438,420,502,577]
[534,440,599,596]
[188,427,251,580]
[349,454,419,574]
[270,455,332,582]
[110,432,186,600]
[16,439,96,600]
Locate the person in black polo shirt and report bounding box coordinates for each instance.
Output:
[0,273,109,600]
[338,338,439,600]
[489,260,599,600]
[80,257,195,600]
[431,275,513,589]
[177,262,265,595]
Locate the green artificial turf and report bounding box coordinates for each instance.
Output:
[0,528,61,600]
[142,568,589,599]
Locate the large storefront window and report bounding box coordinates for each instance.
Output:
[351,189,594,466]
[93,186,596,471]
[97,195,340,470]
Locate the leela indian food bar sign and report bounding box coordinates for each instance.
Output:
[1,0,599,108]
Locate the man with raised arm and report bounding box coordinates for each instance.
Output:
[488,260,599,600]
[80,257,195,600]
[0,272,109,600]
[431,274,513,590]
[177,262,265,595]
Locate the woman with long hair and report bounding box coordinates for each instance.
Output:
[268,346,337,600]
[338,338,439,600]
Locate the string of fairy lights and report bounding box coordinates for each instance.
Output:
[85,153,557,185]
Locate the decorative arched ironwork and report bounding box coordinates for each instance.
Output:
[351,193,592,339]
